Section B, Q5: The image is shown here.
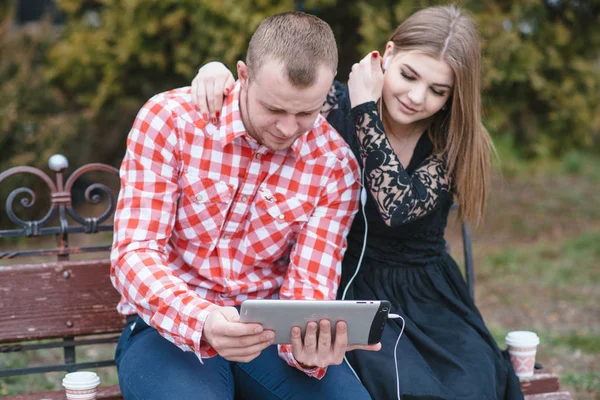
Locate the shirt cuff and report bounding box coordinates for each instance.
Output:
[278,344,327,379]
[185,302,221,359]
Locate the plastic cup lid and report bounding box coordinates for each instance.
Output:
[505,331,539,347]
[62,371,100,390]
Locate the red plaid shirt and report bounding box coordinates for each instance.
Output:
[110,82,360,378]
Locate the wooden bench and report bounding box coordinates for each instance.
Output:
[0,155,571,399]
[0,156,124,399]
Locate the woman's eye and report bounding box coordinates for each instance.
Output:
[431,88,446,96]
[401,72,415,81]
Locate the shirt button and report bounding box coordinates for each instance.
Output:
[278,214,285,220]
[222,234,230,240]
[241,196,248,202]
[196,194,203,201]
[255,153,261,159]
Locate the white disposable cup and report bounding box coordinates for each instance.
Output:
[62,371,100,400]
[505,331,540,377]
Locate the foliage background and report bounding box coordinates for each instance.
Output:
[1,0,599,174]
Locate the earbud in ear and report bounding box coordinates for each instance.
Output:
[383,56,391,72]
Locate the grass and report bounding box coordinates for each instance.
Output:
[445,149,600,399]
[0,230,113,266]
[1,350,59,396]
[488,328,600,356]
[562,372,600,394]
[0,342,119,396]
[483,230,600,289]
[475,226,600,399]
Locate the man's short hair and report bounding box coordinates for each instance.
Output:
[246,11,338,88]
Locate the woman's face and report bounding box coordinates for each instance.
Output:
[381,50,454,129]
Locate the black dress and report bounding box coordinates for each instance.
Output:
[324,82,524,400]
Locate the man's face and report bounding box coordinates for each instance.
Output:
[238,59,334,152]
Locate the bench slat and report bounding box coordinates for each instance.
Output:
[4,384,122,400]
[520,373,561,395]
[524,392,573,400]
[0,259,126,343]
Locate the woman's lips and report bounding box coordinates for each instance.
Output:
[398,100,418,115]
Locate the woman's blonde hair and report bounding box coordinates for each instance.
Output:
[388,5,493,225]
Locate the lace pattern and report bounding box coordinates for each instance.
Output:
[349,101,449,226]
[321,82,344,118]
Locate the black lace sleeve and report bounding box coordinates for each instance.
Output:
[321,81,347,118]
[349,101,450,227]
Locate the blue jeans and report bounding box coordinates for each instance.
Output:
[115,317,372,400]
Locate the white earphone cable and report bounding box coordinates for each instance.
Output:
[388,313,406,400]
[342,68,405,398]
[342,166,369,382]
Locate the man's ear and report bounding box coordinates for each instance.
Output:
[237,61,249,90]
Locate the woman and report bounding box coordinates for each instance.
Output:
[191,5,523,400]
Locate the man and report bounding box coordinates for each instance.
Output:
[110,11,379,400]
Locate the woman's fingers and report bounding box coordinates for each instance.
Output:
[213,77,230,119]
[206,79,216,122]
[371,51,382,71]
[225,75,236,95]
[211,75,236,122]
[190,61,235,120]
[193,77,210,120]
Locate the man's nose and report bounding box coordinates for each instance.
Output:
[276,114,299,137]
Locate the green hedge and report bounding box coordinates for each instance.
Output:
[1,0,599,175]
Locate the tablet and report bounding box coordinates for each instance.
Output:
[240,299,391,345]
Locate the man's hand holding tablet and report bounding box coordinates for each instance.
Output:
[240,299,388,368]
[291,319,382,368]
[203,306,275,363]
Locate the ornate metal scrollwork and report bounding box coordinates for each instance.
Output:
[63,163,119,233]
[0,155,119,259]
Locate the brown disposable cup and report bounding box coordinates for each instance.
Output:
[505,331,539,377]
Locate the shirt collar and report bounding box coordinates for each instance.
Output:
[217,81,246,147]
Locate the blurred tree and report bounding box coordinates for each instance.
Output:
[16,0,59,24]
[3,0,598,230]
[0,14,89,228]
[46,0,344,165]
[0,16,86,172]
[1,0,598,178]
[476,0,600,157]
